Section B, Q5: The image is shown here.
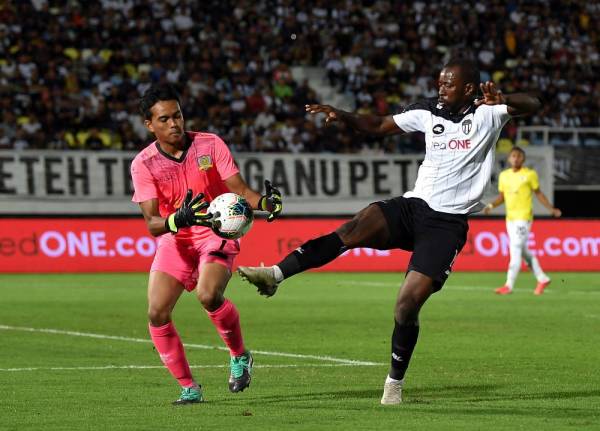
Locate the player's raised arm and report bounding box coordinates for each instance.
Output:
[305,104,404,136]
[475,81,541,117]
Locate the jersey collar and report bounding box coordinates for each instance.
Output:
[155,133,192,163]
[435,102,477,123]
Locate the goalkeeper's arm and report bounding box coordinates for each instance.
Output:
[258,179,283,222]
[139,190,213,237]
[224,175,283,222]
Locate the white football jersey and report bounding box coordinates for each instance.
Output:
[393,98,510,214]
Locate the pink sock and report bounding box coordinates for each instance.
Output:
[206,299,246,356]
[148,322,195,388]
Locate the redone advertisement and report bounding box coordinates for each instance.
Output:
[0,219,598,273]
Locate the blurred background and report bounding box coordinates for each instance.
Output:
[0,0,598,272]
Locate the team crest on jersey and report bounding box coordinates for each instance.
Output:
[197,155,213,171]
[432,124,445,134]
[462,119,472,135]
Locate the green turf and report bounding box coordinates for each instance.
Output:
[1,272,599,430]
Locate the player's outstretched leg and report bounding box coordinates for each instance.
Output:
[238,231,345,297]
[238,231,344,296]
[172,383,204,405]
[239,205,390,296]
[229,351,253,392]
[237,264,282,297]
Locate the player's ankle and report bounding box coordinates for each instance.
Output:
[273,265,284,282]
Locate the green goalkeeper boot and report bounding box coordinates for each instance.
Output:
[172,384,203,405]
[229,351,253,393]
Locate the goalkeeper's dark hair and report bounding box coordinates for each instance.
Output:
[443,57,480,86]
[139,84,181,120]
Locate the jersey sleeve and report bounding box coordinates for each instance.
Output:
[130,157,158,203]
[392,109,428,133]
[490,104,511,127]
[530,169,540,191]
[213,135,240,181]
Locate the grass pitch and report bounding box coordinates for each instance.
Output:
[1,272,599,430]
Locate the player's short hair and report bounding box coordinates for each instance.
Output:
[443,57,480,86]
[509,146,526,156]
[139,84,181,120]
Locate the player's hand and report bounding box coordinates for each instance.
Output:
[483,205,492,215]
[165,189,214,233]
[305,104,339,124]
[259,179,283,222]
[475,81,506,106]
[551,208,562,218]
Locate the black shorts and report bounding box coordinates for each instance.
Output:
[374,197,468,291]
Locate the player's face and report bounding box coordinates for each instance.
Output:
[508,150,525,169]
[145,100,185,146]
[438,66,473,112]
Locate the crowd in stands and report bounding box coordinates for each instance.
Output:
[1,0,599,153]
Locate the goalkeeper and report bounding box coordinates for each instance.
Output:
[131,84,282,405]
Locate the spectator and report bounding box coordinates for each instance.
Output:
[0,0,598,154]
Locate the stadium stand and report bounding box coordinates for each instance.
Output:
[0,0,598,153]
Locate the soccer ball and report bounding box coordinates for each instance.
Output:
[209,193,254,239]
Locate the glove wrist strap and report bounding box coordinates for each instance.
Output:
[258,195,270,212]
[165,213,179,234]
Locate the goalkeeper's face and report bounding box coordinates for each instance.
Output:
[144,100,185,147]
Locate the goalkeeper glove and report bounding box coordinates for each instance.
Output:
[165,189,214,234]
[258,179,283,222]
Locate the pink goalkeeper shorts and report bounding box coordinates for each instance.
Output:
[150,234,240,292]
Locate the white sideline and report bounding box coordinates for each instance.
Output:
[344,280,600,294]
[344,281,501,290]
[0,363,377,372]
[0,324,381,366]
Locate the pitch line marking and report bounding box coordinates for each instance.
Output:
[343,280,600,294]
[0,325,380,366]
[0,363,380,373]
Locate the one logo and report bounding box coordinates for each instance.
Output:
[432,139,472,150]
[197,155,213,171]
[433,124,445,134]
[462,119,472,134]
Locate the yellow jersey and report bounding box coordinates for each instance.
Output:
[498,167,539,221]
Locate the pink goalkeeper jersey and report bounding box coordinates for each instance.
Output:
[131,131,239,240]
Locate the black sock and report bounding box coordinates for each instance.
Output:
[389,320,420,380]
[277,232,345,279]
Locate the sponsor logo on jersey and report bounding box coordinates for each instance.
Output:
[197,155,213,171]
[432,124,445,134]
[462,119,472,134]
[432,139,472,150]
